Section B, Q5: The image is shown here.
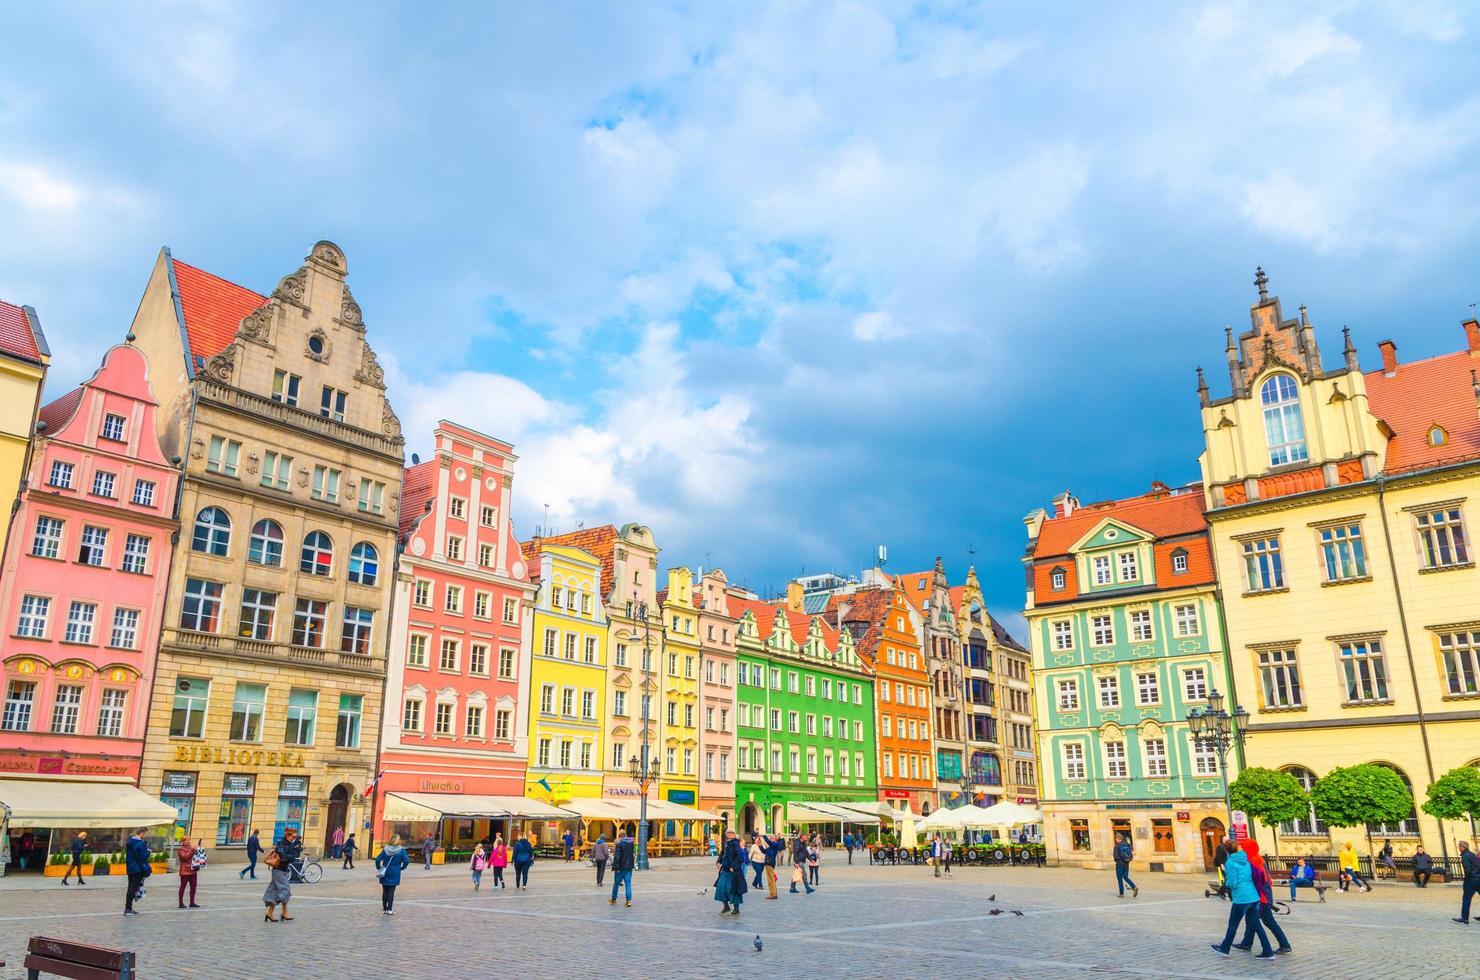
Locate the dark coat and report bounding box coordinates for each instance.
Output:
[1462,849,1480,883]
[246,834,262,858]
[376,845,410,886]
[275,834,303,866]
[512,838,535,865]
[125,836,151,875]
[1413,852,1432,872]
[613,837,636,872]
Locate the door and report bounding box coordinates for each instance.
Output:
[324,784,350,855]
[741,803,758,835]
[1200,818,1225,871]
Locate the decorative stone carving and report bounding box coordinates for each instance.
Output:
[355,344,385,387]
[340,286,364,329]
[238,305,274,345]
[204,343,236,382]
[312,241,346,272]
[390,492,400,514]
[296,467,310,489]
[273,268,307,303]
[305,329,331,363]
[246,453,259,476]
[470,465,484,479]
[382,403,404,441]
[501,474,513,489]
[190,437,205,460]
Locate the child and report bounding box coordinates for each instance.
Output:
[471,843,487,891]
[807,840,820,886]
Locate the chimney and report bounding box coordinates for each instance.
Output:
[1051,490,1079,518]
[785,580,804,613]
[1464,319,1480,355]
[1378,340,1398,376]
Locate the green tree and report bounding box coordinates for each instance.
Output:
[1229,767,1309,852]
[1422,765,1480,847]
[1310,764,1413,853]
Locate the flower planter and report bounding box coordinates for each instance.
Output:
[149,863,169,875]
[431,849,446,865]
[43,863,92,877]
[110,863,129,876]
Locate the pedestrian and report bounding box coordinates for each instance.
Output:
[1210,839,1274,959]
[844,831,855,865]
[1233,840,1291,956]
[1454,839,1480,924]
[471,842,487,890]
[1380,839,1395,879]
[331,826,345,862]
[563,829,575,862]
[18,830,33,871]
[178,838,203,908]
[762,833,784,899]
[1019,830,1029,846]
[932,834,943,879]
[1338,841,1371,893]
[375,834,410,915]
[512,831,535,889]
[591,835,610,886]
[609,830,635,908]
[789,835,814,894]
[263,825,302,923]
[241,829,261,879]
[748,833,765,888]
[490,833,508,889]
[342,832,357,869]
[715,829,747,915]
[1288,856,1316,900]
[123,828,151,916]
[807,835,820,886]
[942,838,953,878]
[422,832,436,870]
[61,831,88,885]
[1412,846,1433,888]
[1114,833,1139,898]
[1212,835,1232,899]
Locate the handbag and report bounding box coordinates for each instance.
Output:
[791,864,804,884]
[190,849,208,869]
[264,849,283,870]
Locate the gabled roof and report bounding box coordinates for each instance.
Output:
[1032,485,1207,558]
[398,460,438,539]
[36,388,83,434]
[1366,349,1480,473]
[726,594,841,650]
[521,525,618,599]
[0,298,47,364]
[823,589,892,662]
[991,618,1028,653]
[892,571,933,612]
[170,258,267,364]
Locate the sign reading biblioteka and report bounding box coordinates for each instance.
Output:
[173,744,307,768]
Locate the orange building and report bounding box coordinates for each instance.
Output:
[825,587,933,814]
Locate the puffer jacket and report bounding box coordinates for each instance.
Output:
[1222,849,1258,904]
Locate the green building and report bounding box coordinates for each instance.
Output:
[1024,485,1229,874]
[727,595,877,835]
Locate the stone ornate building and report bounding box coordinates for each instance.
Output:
[130,242,403,853]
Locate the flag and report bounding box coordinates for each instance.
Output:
[536,776,553,794]
[365,769,386,796]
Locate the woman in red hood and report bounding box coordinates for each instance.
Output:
[1236,839,1292,955]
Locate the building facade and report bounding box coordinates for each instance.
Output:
[1199,273,1480,859]
[695,569,738,825]
[130,242,403,854]
[0,298,49,559]
[1025,484,1230,873]
[375,422,535,844]
[657,567,701,809]
[0,344,177,797]
[955,567,1035,808]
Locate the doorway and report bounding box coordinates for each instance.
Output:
[741,803,758,835]
[1200,817,1225,871]
[324,784,350,856]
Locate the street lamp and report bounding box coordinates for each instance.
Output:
[1186,688,1248,832]
[632,601,662,870]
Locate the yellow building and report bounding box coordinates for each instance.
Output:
[523,543,607,806]
[657,567,701,813]
[1198,269,1480,859]
[0,299,49,558]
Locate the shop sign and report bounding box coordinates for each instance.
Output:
[1177,811,1191,822]
[1016,797,1038,805]
[174,744,306,768]
[1231,810,1248,841]
[162,771,198,793]
[604,786,642,797]
[665,789,696,805]
[0,750,136,778]
[882,789,911,799]
[222,774,256,797]
[279,776,310,798]
[419,777,463,793]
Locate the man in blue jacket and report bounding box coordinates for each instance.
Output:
[124,828,151,915]
[1454,839,1480,923]
[1114,833,1138,898]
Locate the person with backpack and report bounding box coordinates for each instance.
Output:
[1114,833,1138,898]
[511,831,535,889]
[341,832,358,870]
[609,831,636,908]
[1232,839,1290,955]
[470,842,487,890]
[1210,839,1274,959]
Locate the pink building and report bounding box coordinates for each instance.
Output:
[696,569,738,825]
[0,344,180,867]
[374,421,536,847]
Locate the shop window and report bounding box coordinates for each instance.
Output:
[217,774,255,846]
[160,772,197,840]
[1070,819,1091,851]
[274,776,310,842]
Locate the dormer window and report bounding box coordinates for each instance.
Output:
[1260,374,1309,467]
[1050,567,1066,591]
[1428,425,1448,447]
[1171,548,1189,574]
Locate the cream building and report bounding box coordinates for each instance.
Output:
[0,298,49,558]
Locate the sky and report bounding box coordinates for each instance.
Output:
[3,1,1479,637]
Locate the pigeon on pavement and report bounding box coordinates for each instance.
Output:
[754,936,763,952]
[988,908,1003,916]
[1010,910,1024,917]
[988,894,996,902]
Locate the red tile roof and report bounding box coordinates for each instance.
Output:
[727,594,841,650]
[36,388,83,435]
[892,571,932,613]
[170,258,266,363]
[398,460,438,538]
[1366,350,1480,473]
[0,299,45,363]
[823,589,891,662]
[520,525,618,598]
[1032,486,1208,558]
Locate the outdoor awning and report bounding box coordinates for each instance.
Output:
[833,800,900,822]
[558,798,644,821]
[381,793,578,822]
[645,800,721,822]
[787,801,882,825]
[0,778,178,829]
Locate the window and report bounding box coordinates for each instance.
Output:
[449,497,466,519]
[1056,679,1079,710]
[1174,603,1200,637]
[1183,666,1208,702]
[584,637,597,663]
[48,460,73,488]
[1092,555,1112,586]
[110,607,140,648]
[341,607,374,655]
[291,598,328,648]
[1338,638,1389,703]
[271,369,301,406]
[192,506,231,556]
[542,628,557,658]
[2,681,36,731]
[1091,614,1113,646]
[17,595,50,637]
[97,689,126,737]
[466,704,484,739]
[1416,507,1469,569]
[503,598,518,624]
[122,533,150,573]
[260,451,292,491]
[446,585,463,613]
[446,535,463,561]
[1260,374,1308,466]
[180,579,223,632]
[348,542,379,585]
[478,543,494,567]
[357,478,385,515]
[1257,648,1303,708]
[1130,609,1153,642]
[435,702,454,736]
[230,683,266,741]
[1242,536,1284,592]
[498,647,515,679]
[1052,620,1073,651]
[50,685,83,733]
[582,690,595,720]
[1050,568,1066,591]
[1276,766,1325,835]
[1098,675,1120,708]
[613,690,627,716]
[1136,671,1159,705]
[565,634,577,660]
[99,412,127,441]
[403,698,423,733]
[1172,549,1189,573]
[335,694,362,747]
[1118,551,1139,581]
[407,634,429,668]
[31,516,62,558]
[319,386,347,422]
[1070,818,1091,851]
[206,436,240,477]
[481,505,496,527]
[1063,742,1086,780]
[170,678,210,737]
[540,685,554,714]
[91,470,116,498]
[285,690,317,745]
[770,708,780,731]
[611,743,626,769]
[1438,630,1480,696]
[881,715,892,738]
[300,531,333,575]
[1319,523,1368,582]
[1366,765,1421,836]
[1143,737,1168,777]
[311,465,340,504]
[78,525,108,565]
[469,644,488,676]
[238,589,277,640]
[439,638,460,672]
[1105,741,1128,779]
[495,709,511,741]
[414,580,432,608]
[805,713,816,735]
[1192,736,1218,776]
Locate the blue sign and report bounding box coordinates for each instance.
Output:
[665,788,696,805]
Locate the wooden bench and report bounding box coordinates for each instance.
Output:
[23,936,134,980]
[1273,871,1330,902]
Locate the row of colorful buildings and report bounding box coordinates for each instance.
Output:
[1024,270,1480,873]
[0,241,1035,867]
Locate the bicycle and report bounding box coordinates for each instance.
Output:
[286,856,323,884]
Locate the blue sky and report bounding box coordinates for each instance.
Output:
[4,1,1479,635]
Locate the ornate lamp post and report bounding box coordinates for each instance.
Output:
[1186,688,1247,831]
[631,601,662,870]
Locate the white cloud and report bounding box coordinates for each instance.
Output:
[850,310,901,342]
[0,162,83,211]
[1238,170,1341,250]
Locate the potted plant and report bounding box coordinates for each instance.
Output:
[43,853,71,877]
[150,850,170,875]
[91,854,110,876]
[431,846,446,865]
[110,851,128,876]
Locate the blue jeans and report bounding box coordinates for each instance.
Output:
[1289,878,1313,900]
[1461,880,1480,921]
[1239,903,1288,950]
[1216,901,1271,954]
[611,869,632,902]
[751,860,764,888]
[1115,863,1136,895]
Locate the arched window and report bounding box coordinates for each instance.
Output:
[1277,766,1325,836]
[1367,763,1420,836]
[191,507,231,556]
[1260,374,1309,467]
[248,519,284,567]
[348,542,379,586]
[970,750,1003,786]
[300,531,334,576]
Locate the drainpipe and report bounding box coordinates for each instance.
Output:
[1376,476,1445,861]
